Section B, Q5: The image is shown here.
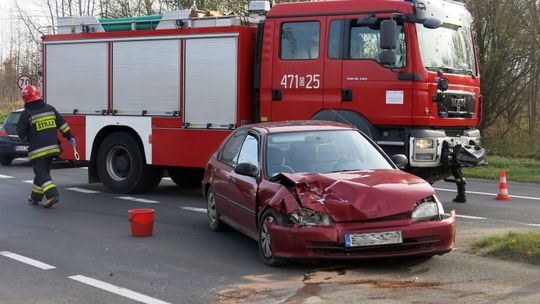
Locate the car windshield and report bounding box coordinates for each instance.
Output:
[5,112,21,125]
[266,130,393,177]
[416,24,476,76]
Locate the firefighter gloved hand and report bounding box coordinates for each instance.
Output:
[69,137,76,148]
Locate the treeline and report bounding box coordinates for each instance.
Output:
[1,0,539,138]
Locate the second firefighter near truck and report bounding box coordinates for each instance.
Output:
[16,85,76,208]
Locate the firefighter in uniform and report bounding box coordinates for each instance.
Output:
[17,85,76,208]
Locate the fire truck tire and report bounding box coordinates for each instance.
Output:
[97,132,162,193]
[168,167,203,189]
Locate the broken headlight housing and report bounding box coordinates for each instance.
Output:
[411,196,444,222]
[289,208,332,226]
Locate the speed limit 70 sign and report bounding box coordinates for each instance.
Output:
[17,75,32,90]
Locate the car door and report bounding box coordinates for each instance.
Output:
[225,132,260,237]
[212,129,247,222]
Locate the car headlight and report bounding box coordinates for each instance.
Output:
[411,196,444,222]
[289,208,332,226]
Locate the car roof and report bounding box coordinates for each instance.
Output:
[244,120,355,134]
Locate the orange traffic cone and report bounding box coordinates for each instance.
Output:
[495,170,512,201]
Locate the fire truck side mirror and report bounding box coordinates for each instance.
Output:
[379,50,396,66]
[437,77,449,92]
[380,19,397,50]
[423,17,442,29]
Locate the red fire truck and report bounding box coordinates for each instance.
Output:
[41,0,485,194]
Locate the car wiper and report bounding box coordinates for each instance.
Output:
[326,169,358,174]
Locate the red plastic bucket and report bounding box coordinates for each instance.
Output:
[128,209,154,237]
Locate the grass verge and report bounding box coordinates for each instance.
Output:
[0,110,7,124]
[463,156,540,183]
[470,231,540,265]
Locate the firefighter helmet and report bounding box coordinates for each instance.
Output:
[21,85,41,103]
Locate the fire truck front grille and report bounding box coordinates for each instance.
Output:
[439,92,475,118]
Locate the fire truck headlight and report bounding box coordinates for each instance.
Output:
[414,139,434,150]
[413,138,437,162]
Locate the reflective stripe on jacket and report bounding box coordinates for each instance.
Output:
[17,100,73,161]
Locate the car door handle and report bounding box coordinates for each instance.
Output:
[228,175,236,183]
[341,88,353,102]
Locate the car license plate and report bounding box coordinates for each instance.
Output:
[345,230,402,247]
[15,145,28,152]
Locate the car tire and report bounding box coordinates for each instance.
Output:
[168,167,204,189]
[206,186,223,232]
[0,154,13,166]
[258,209,286,266]
[97,132,162,193]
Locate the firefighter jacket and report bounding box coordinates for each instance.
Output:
[17,100,74,161]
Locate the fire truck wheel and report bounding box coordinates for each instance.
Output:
[168,167,204,189]
[97,132,162,193]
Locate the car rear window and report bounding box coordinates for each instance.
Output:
[5,112,21,125]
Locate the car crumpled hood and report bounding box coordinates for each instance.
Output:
[278,169,435,222]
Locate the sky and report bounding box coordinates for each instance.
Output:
[0,0,48,51]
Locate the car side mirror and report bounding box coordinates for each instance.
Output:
[234,162,258,177]
[391,154,408,169]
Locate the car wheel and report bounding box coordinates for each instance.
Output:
[206,186,223,232]
[0,154,13,166]
[97,132,162,193]
[258,209,286,266]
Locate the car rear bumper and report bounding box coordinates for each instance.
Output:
[268,211,456,259]
[0,140,28,158]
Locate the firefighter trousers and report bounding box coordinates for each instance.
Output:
[30,157,59,202]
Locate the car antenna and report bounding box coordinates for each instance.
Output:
[328,108,354,127]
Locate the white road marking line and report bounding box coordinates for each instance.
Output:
[444,213,487,220]
[69,275,171,304]
[522,223,540,228]
[163,177,172,181]
[0,174,14,179]
[0,251,56,270]
[23,180,33,184]
[181,207,207,214]
[435,188,540,201]
[67,187,100,194]
[117,196,159,204]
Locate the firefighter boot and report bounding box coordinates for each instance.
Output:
[42,196,59,208]
[453,182,467,203]
[27,197,40,205]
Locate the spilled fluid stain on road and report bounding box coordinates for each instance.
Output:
[215,268,448,304]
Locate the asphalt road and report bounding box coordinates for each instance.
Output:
[1,160,539,304]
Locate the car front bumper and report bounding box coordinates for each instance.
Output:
[268,211,456,259]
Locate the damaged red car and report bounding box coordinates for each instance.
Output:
[202,121,456,265]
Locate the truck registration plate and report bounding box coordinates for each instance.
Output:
[345,231,402,247]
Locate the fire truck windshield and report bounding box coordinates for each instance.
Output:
[416,23,476,76]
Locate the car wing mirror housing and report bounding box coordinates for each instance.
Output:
[391,154,408,169]
[234,162,258,177]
